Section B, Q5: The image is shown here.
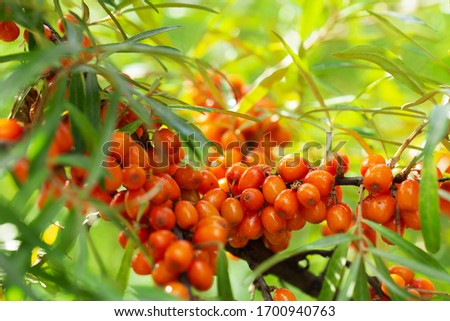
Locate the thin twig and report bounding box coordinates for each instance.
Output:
[255,276,273,301]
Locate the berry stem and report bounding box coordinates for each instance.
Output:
[255,275,273,301]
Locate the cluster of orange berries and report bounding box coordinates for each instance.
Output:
[371,265,436,300]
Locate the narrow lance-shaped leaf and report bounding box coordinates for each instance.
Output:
[125,26,181,43]
[216,247,234,300]
[318,242,349,300]
[337,253,365,301]
[420,104,450,253]
[334,45,425,95]
[116,241,135,295]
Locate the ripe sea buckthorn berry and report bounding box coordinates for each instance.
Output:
[381,273,405,296]
[52,122,74,153]
[400,210,421,230]
[187,259,214,291]
[381,217,405,245]
[262,175,286,205]
[220,128,244,148]
[304,170,335,197]
[12,158,29,183]
[109,131,133,165]
[180,188,201,204]
[237,166,265,193]
[149,206,176,231]
[360,154,386,176]
[326,203,352,233]
[0,21,20,42]
[198,170,219,194]
[303,201,327,224]
[144,176,171,205]
[174,165,201,190]
[164,281,189,300]
[362,194,396,224]
[439,182,450,216]
[122,165,146,190]
[261,206,286,234]
[151,261,179,286]
[152,128,181,154]
[203,188,227,210]
[274,189,300,219]
[227,226,249,248]
[297,183,321,208]
[273,288,296,301]
[277,156,309,182]
[131,251,152,275]
[323,152,350,176]
[225,163,247,185]
[218,177,230,193]
[412,278,435,299]
[147,230,177,262]
[193,224,227,249]
[286,209,307,231]
[220,197,244,226]
[363,164,393,195]
[164,240,194,273]
[388,266,414,285]
[265,236,290,253]
[195,200,220,220]
[240,188,265,211]
[174,200,198,230]
[127,141,150,169]
[125,188,150,220]
[396,179,419,211]
[57,13,79,33]
[0,118,23,142]
[158,173,181,201]
[238,211,263,240]
[118,230,129,249]
[263,229,290,246]
[407,289,421,299]
[197,216,228,231]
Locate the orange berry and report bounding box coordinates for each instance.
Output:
[52,122,74,153]
[388,266,414,285]
[396,179,419,212]
[197,216,228,231]
[180,188,201,204]
[187,259,214,291]
[286,209,307,231]
[439,181,450,216]
[237,166,265,193]
[12,158,29,183]
[277,156,309,182]
[197,170,219,194]
[238,211,263,240]
[303,201,327,224]
[164,240,194,273]
[225,163,247,185]
[261,206,287,234]
[274,189,300,219]
[218,177,230,193]
[144,175,171,205]
[273,288,296,301]
[125,188,150,220]
[149,206,176,230]
[381,273,405,296]
[159,173,181,201]
[57,13,79,33]
[381,217,405,245]
[326,203,352,233]
[400,210,421,230]
[304,170,335,196]
[411,278,435,299]
[174,200,198,230]
[193,224,227,249]
[132,251,152,275]
[220,197,244,226]
[174,165,201,190]
[363,164,393,195]
[203,188,227,210]
[195,200,220,220]
[101,160,123,192]
[151,261,179,285]
[0,118,23,142]
[152,128,181,154]
[147,230,177,262]
[362,194,396,224]
[240,188,265,211]
[360,154,386,176]
[122,165,146,190]
[262,175,286,205]
[297,183,321,208]
[323,152,350,176]
[164,281,189,300]
[227,226,249,248]
[0,21,20,42]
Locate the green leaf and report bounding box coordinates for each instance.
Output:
[337,253,368,300]
[152,2,219,14]
[334,45,425,95]
[363,220,447,270]
[319,243,349,300]
[243,234,356,286]
[125,26,181,43]
[168,105,260,122]
[216,248,234,300]
[116,240,134,295]
[368,248,450,284]
[420,104,450,253]
[85,73,101,128]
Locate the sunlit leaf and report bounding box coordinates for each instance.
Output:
[318,242,349,300]
[217,247,234,300]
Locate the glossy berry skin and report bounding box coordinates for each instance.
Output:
[262,175,286,205]
[149,206,176,230]
[396,179,419,211]
[237,166,265,193]
[174,200,198,230]
[381,273,405,296]
[274,189,300,219]
[277,156,309,182]
[220,197,244,226]
[198,170,219,194]
[303,201,327,224]
[400,210,421,230]
[57,13,79,33]
[273,288,296,301]
[238,211,263,240]
[297,183,321,208]
[164,240,194,273]
[363,164,393,195]
[147,230,177,262]
[240,188,265,211]
[152,128,181,154]
[388,266,414,285]
[326,203,352,233]
[362,194,396,224]
[304,170,335,196]
[174,165,201,190]
[261,205,287,234]
[0,21,20,42]
[131,251,152,275]
[203,188,227,210]
[187,259,214,291]
[360,154,386,176]
[122,165,146,190]
[164,281,189,300]
[225,163,247,185]
[0,118,23,142]
[151,261,179,286]
[412,278,435,299]
[323,152,350,176]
